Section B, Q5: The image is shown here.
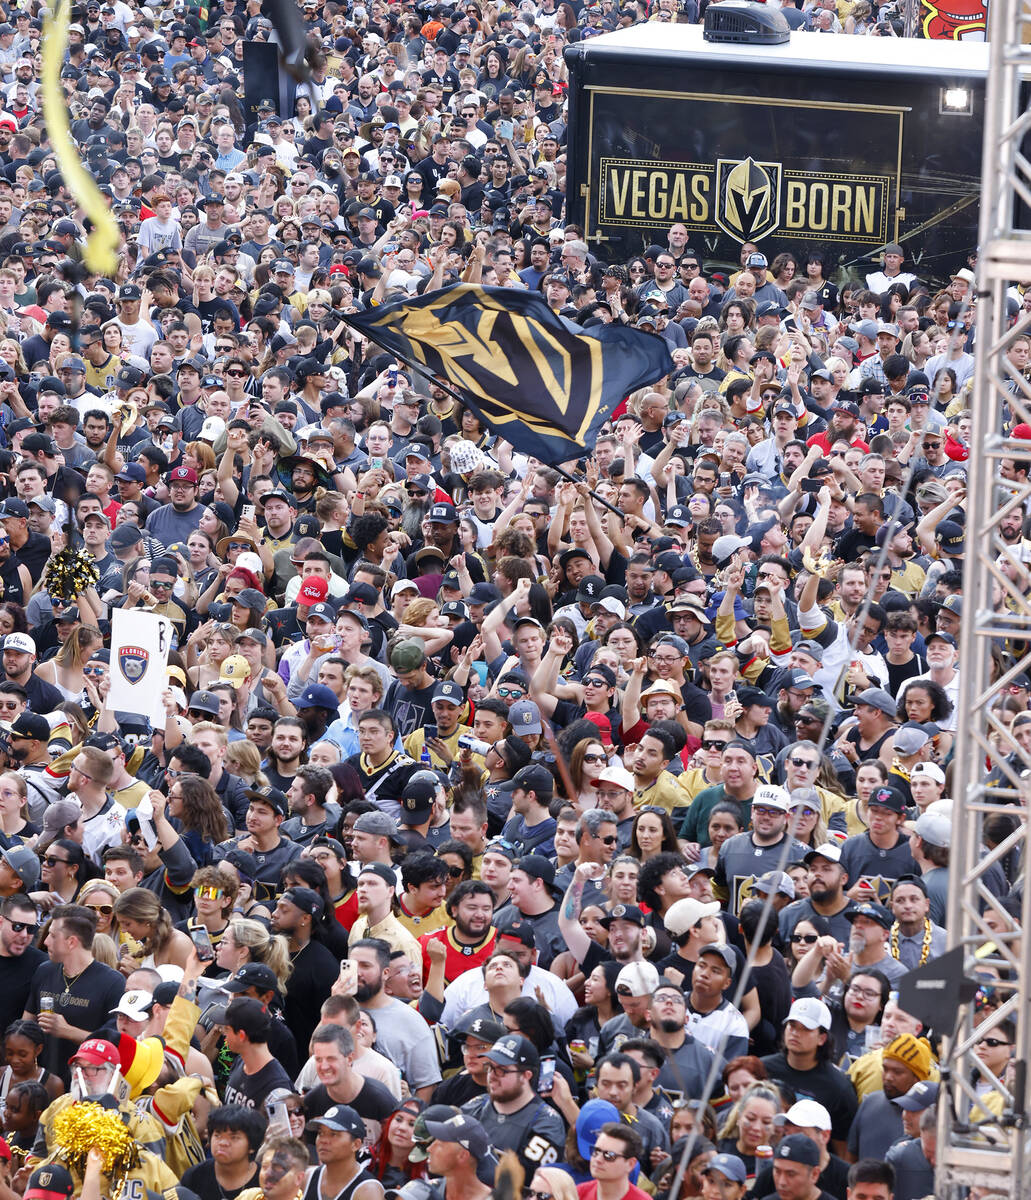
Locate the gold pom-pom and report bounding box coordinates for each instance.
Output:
[52,1101,140,1178]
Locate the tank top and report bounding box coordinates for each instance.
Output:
[302,1166,376,1200]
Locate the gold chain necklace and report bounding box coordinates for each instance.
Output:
[890,918,932,966]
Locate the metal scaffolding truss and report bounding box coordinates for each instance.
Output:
[939,0,1031,1190]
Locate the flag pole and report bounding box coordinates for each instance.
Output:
[338,310,627,519]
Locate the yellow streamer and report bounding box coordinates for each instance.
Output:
[40,0,120,276]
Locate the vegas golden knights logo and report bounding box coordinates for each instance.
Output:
[716,157,782,244]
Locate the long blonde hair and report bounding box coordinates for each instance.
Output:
[229,917,292,989]
[55,624,103,669]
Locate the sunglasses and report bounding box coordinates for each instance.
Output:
[583,752,607,764]
[86,903,114,916]
[195,886,224,899]
[497,687,524,698]
[598,835,618,846]
[788,757,818,768]
[791,933,818,944]
[980,1038,1013,1048]
[446,865,465,878]
[43,856,70,867]
[701,739,730,751]
[584,678,609,688]
[6,920,37,933]
[591,1148,629,1162]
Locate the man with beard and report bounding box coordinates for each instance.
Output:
[418,880,497,987]
[772,671,818,736]
[461,1033,566,1175]
[145,465,204,546]
[1,636,62,715]
[350,937,442,1099]
[848,1034,932,1159]
[411,503,487,583]
[0,894,46,1035]
[270,886,339,1052]
[646,980,717,1096]
[779,844,857,946]
[293,685,342,746]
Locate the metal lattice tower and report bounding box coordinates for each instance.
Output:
[938,4,1031,1194]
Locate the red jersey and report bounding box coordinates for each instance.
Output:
[419,925,498,985]
[333,888,359,931]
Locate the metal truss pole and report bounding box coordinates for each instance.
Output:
[939,0,1031,1192]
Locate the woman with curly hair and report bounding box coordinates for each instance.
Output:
[114,887,193,973]
[368,1099,426,1188]
[167,773,229,866]
[184,864,238,954]
[898,678,954,757]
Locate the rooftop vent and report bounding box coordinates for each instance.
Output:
[704,1,791,44]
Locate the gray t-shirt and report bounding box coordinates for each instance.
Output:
[363,997,442,1091]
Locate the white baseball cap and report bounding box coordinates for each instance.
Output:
[785,996,832,1031]
[615,961,660,997]
[664,897,721,939]
[778,1099,832,1131]
[3,632,34,655]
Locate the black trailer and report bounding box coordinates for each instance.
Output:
[563,22,989,281]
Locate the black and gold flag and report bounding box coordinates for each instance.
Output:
[344,283,671,463]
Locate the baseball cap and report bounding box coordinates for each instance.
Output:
[110,989,154,1021]
[600,903,646,929]
[775,1134,821,1166]
[663,897,720,938]
[25,1166,74,1200]
[280,886,324,918]
[223,963,281,995]
[484,1033,539,1073]
[511,763,554,798]
[1,845,39,889]
[310,1105,366,1139]
[784,996,831,1031]
[853,687,897,717]
[903,811,951,847]
[243,785,288,817]
[892,1080,940,1112]
[423,1113,490,1159]
[353,812,400,841]
[71,1038,120,1067]
[615,961,660,997]
[778,1099,832,1130]
[803,842,843,866]
[704,1155,747,1184]
[845,901,893,929]
[3,632,35,655]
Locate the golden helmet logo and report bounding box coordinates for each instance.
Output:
[716,157,782,244]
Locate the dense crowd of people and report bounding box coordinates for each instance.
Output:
[0,1,1009,1200]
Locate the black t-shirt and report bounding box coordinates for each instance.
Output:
[224,1054,294,1109]
[754,1160,850,1200]
[383,676,439,740]
[13,531,52,584]
[302,1076,398,1125]
[27,959,126,1084]
[0,946,46,1038]
[284,938,341,1054]
[180,1159,259,1200]
[759,1052,858,1143]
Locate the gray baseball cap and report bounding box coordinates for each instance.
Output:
[2,845,39,890]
